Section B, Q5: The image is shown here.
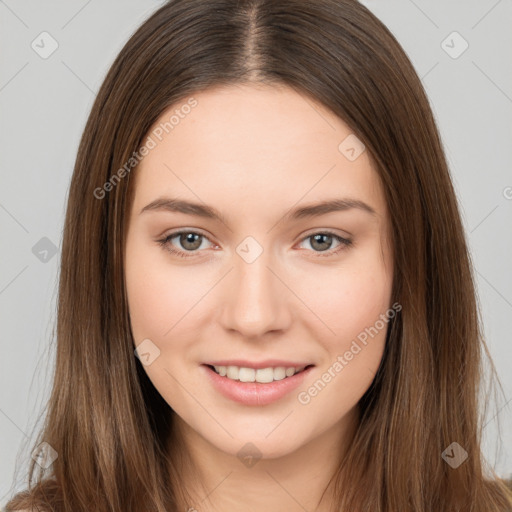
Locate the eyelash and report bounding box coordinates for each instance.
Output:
[157,230,353,259]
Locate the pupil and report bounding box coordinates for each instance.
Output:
[312,234,331,251]
[182,233,201,250]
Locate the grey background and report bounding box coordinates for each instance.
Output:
[1,0,511,505]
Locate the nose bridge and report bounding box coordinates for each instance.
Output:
[219,238,289,337]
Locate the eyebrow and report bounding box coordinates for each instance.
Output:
[139,196,378,223]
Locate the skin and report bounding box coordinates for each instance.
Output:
[124,83,394,512]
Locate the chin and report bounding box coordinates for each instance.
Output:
[200,423,308,461]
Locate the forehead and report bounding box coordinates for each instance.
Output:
[131,83,387,222]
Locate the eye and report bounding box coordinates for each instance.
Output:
[157,230,215,258]
[296,231,353,257]
[157,230,353,258]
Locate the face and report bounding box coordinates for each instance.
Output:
[124,83,394,460]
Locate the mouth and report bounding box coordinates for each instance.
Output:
[201,363,316,406]
[203,363,315,383]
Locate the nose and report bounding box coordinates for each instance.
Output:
[218,248,292,339]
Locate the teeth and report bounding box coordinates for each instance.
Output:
[213,365,306,383]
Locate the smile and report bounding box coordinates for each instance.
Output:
[201,363,315,406]
[208,364,310,383]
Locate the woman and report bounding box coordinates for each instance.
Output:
[6,0,512,511]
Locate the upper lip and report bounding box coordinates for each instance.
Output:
[203,359,314,370]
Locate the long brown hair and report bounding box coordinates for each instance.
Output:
[6,0,512,510]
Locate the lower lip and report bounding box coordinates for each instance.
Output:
[201,364,314,406]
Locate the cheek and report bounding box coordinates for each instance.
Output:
[125,239,201,344]
[300,244,392,390]
[125,241,208,408]
[305,248,392,340]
